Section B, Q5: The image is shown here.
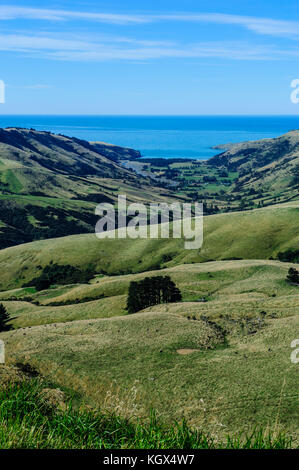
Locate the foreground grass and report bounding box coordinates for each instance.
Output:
[0,379,292,449]
[2,303,298,446]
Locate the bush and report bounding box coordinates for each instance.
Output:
[286,267,299,284]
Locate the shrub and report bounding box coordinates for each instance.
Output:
[286,267,299,284]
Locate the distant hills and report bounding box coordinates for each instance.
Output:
[0,127,299,250]
[0,127,140,195]
[133,130,299,213]
[209,130,299,203]
[0,128,180,249]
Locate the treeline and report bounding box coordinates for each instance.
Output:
[24,263,95,291]
[127,275,182,313]
[0,203,98,249]
[141,158,193,166]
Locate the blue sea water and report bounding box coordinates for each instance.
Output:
[0,115,298,159]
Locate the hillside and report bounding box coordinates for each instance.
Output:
[1,257,298,445]
[0,127,140,184]
[209,130,299,204]
[139,130,299,212]
[1,127,299,251]
[0,201,298,291]
[0,128,182,249]
[0,193,298,447]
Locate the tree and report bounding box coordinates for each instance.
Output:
[0,303,11,332]
[126,276,182,313]
[286,267,299,284]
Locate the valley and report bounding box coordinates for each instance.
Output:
[0,128,298,448]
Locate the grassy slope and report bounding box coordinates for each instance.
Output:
[0,128,182,249]
[1,258,298,445]
[1,259,298,327]
[2,307,298,445]
[0,202,299,290]
[0,368,289,449]
[0,202,298,446]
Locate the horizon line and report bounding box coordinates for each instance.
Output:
[0,113,299,117]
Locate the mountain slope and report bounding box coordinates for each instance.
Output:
[209,130,299,202]
[0,128,183,249]
[0,127,138,178]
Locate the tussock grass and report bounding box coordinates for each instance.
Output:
[0,379,292,449]
[2,308,298,446]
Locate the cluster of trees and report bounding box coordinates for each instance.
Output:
[287,268,299,285]
[0,203,98,250]
[126,275,182,313]
[24,263,95,291]
[278,249,299,263]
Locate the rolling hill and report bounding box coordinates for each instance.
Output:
[0,201,298,291]
[209,130,299,204]
[0,128,299,447]
[0,128,183,249]
[1,257,298,445]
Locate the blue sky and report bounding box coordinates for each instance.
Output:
[1,0,299,114]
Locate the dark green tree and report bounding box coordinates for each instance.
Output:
[0,303,11,332]
[286,267,299,284]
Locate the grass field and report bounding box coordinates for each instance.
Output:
[0,202,299,291]
[0,368,290,449]
[1,257,298,446]
[0,201,298,448]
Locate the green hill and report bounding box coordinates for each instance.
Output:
[0,128,183,249]
[0,201,298,291]
[1,257,298,445]
[209,130,299,204]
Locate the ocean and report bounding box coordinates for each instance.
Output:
[0,115,298,160]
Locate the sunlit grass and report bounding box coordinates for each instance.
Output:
[0,380,292,449]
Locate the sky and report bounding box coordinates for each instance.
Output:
[0,0,299,114]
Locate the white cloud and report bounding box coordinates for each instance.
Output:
[0,6,149,24]
[156,13,299,39]
[0,32,290,61]
[1,7,299,40]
